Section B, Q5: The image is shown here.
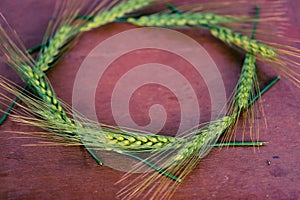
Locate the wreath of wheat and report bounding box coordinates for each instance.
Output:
[0,1,299,199]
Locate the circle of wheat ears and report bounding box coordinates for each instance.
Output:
[0,1,299,199]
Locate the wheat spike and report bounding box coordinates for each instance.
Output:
[127,12,237,27]
[210,26,276,58]
[0,75,186,153]
[210,25,300,87]
[36,0,105,73]
[80,0,156,32]
[235,55,257,111]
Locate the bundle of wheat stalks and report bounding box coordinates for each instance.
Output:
[0,0,299,199]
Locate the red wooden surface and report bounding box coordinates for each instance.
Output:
[0,1,300,199]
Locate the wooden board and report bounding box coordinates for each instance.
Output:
[0,1,300,199]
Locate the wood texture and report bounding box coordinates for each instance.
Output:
[0,1,300,199]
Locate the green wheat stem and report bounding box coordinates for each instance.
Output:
[0,85,28,125]
[166,4,181,14]
[87,147,103,165]
[249,76,280,105]
[122,152,182,182]
[27,43,46,54]
[76,14,95,21]
[250,76,280,105]
[213,141,265,147]
[251,7,260,39]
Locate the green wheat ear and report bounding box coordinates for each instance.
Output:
[235,54,257,111]
[209,26,277,59]
[80,0,155,32]
[36,25,75,72]
[126,12,237,28]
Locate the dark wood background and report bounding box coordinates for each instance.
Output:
[0,1,299,199]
